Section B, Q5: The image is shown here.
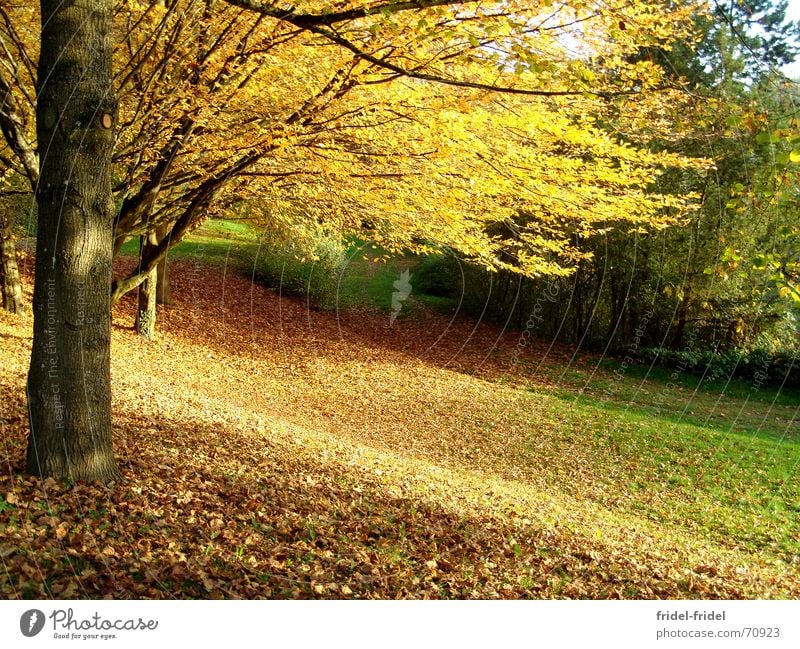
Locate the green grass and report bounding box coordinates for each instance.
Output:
[119,219,261,270]
[335,243,411,312]
[531,354,800,443]
[335,242,461,315]
[413,293,459,313]
[595,399,794,558]
[513,362,800,561]
[594,357,800,406]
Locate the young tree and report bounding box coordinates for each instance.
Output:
[26,0,119,481]
[0,30,38,314]
[0,185,26,315]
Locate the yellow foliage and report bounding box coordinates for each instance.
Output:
[1,0,710,277]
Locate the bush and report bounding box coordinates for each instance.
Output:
[632,347,800,388]
[411,254,462,298]
[253,234,347,310]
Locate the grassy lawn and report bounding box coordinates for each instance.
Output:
[521,386,799,560]
[500,349,799,562]
[336,241,415,312]
[119,218,261,270]
[121,221,440,315]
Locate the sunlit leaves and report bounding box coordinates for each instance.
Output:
[2,0,708,280]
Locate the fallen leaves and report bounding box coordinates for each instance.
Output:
[0,254,797,599]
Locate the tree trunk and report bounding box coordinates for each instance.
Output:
[26,0,119,482]
[671,287,691,348]
[0,212,24,314]
[135,233,158,339]
[156,255,170,304]
[155,222,172,305]
[573,266,584,341]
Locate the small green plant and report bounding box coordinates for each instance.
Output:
[253,234,347,309]
[0,496,16,514]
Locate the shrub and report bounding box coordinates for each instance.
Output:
[411,254,462,298]
[632,347,800,388]
[253,233,347,310]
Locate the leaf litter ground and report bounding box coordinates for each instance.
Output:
[0,253,798,598]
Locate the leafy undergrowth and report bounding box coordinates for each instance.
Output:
[0,251,798,599]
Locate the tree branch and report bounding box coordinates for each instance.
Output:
[302,24,591,96]
[222,0,472,27]
[111,147,270,303]
[0,69,38,190]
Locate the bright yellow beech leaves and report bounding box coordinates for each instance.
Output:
[1,0,709,280]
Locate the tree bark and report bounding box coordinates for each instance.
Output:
[156,253,170,304]
[0,69,40,189]
[0,211,24,314]
[155,222,172,305]
[26,0,119,482]
[135,232,158,339]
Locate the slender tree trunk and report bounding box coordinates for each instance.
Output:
[0,212,24,314]
[575,276,584,342]
[135,232,158,339]
[26,0,119,482]
[672,288,691,348]
[156,255,170,304]
[155,222,172,305]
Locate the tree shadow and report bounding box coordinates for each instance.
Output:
[0,384,761,599]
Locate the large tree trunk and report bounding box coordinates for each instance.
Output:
[135,232,158,339]
[26,0,119,482]
[0,211,24,314]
